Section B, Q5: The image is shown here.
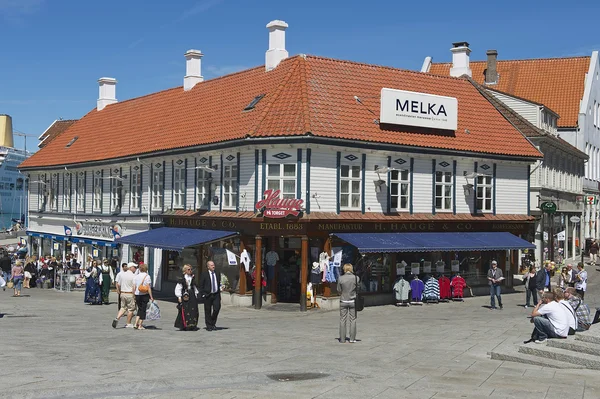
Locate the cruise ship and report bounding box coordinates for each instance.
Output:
[0,115,30,222]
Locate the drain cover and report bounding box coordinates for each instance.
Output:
[267,372,328,382]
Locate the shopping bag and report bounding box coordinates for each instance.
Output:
[146,301,161,321]
[0,275,5,288]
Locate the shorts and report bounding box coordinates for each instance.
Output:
[120,294,136,312]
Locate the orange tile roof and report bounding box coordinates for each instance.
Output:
[21,55,541,169]
[428,56,591,128]
[38,119,77,148]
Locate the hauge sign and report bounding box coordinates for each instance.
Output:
[380,88,458,131]
[256,189,304,218]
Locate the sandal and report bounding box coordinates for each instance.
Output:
[137,326,145,330]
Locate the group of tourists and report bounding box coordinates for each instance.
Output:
[111,262,155,330]
[523,262,587,308]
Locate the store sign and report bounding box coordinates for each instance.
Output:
[74,222,122,239]
[255,189,304,218]
[380,88,458,131]
[540,201,557,214]
[586,195,597,205]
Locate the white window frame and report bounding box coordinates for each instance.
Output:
[152,169,164,210]
[63,173,71,211]
[110,176,121,212]
[76,173,85,212]
[340,164,361,210]
[173,165,186,209]
[435,170,453,211]
[50,174,58,211]
[390,169,410,211]
[196,169,210,209]
[476,174,493,212]
[38,174,47,211]
[130,169,141,211]
[93,174,102,212]
[266,163,297,199]
[222,164,238,209]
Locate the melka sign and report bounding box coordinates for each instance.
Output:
[255,189,304,218]
[380,88,458,131]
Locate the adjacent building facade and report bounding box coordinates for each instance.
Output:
[20,22,541,308]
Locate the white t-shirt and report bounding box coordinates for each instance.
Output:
[134,273,151,295]
[538,300,570,337]
[559,300,577,331]
[576,270,587,291]
[118,270,136,294]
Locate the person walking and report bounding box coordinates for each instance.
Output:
[199,261,222,331]
[590,239,599,264]
[0,251,11,291]
[84,260,102,305]
[10,260,24,297]
[487,260,504,310]
[99,259,114,305]
[112,262,137,328]
[337,263,359,343]
[23,256,37,289]
[575,263,588,300]
[523,266,538,308]
[174,264,200,331]
[133,263,154,330]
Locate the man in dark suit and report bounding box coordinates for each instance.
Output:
[199,261,221,331]
[535,263,552,299]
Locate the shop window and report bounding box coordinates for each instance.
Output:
[173,165,185,209]
[390,169,409,211]
[222,165,238,209]
[16,178,23,191]
[354,253,392,293]
[93,174,102,212]
[130,168,141,210]
[267,163,296,199]
[476,175,493,212]
[76,173,85,212]
[110,177,122,213]
[164,248,197,282]
[435,171,453,210]
[340,164,361,210]
[196,169,210,209]
[63,173,71,211]
[152,169,164,210]
[49,174,58,211]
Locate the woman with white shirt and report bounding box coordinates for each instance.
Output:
[174,264,200,331]
[133,263,154,330]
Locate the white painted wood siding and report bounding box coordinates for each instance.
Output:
[85,170,93,213]
[140,164,150,214]
[164,160,172,211]
[455,159,475,214]
[489,90,540,126]
[495,163,528,214]
[412,158,433,213]
[309,149,338,212]
[364,154,387,213]
[239,152,256,212]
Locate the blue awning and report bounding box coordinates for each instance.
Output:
[72,237,118,247]
[115,227,237,252]
[333,232,535,253]
[27,231,70,241]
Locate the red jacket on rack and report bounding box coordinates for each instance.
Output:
[438,276,451,299]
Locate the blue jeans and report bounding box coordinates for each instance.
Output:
[533,316,561,340]
[490,284,502,308]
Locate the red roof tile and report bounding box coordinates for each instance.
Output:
[428,56,591,128]
[38,119,77,148]
[21,55,542,169]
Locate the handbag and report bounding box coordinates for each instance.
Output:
[7,280,14,289]
[354,274,364,312]
[138,273,150,293]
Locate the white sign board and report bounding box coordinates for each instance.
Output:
[570,216,580,223]
[380,88,458,131]
[423,261,431,273]
[411,263,420,275]
[451,260,460,272]
[436,261,445,273]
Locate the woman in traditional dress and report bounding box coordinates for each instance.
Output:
[23,256,37,289]
[84,260,102,305]
[174,264,199,331]
[99,259,114,305]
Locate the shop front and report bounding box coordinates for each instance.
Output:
[161,211,535,310]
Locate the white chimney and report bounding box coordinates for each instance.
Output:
[265,20,288,71]
[97,77,117,111]
[184,49,204,91]
[449,42,472,77]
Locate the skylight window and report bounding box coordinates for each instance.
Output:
[65,136,79,148]
[244,94,265,111]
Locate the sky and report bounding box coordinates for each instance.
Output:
[1,0,600,152]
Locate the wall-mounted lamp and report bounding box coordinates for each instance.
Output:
[312,192,321,199]
[374,165,398,174]
[188,165,217,173]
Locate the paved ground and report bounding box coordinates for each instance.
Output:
[1,264,599,399]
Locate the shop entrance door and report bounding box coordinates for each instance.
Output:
[263,237,301,304]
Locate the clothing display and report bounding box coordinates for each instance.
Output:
[393,278,410,301]
[409,277,424,302]
[450,275,467,298]
[240,249,251,272]
[310,262,322,285]
[422,277,440,301]
[438,276,451,299]
[325,261,340,283]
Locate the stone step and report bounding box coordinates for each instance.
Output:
[489,346,584,369]
[547,339,600,356]
[575,330,600,345]
[519,342,600,370]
